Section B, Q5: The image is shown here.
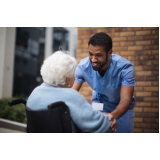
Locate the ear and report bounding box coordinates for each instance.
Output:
[66,77,70,85]
[108,49,112,57]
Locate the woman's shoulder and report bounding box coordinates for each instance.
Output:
[64,88,87,103]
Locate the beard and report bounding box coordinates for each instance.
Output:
[90,57,108,71]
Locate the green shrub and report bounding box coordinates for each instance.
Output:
[0,97,26,124]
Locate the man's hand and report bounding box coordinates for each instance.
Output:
[104,112,117,131]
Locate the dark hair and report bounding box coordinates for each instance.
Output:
[88,32,112,54]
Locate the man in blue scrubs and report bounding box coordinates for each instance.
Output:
[72,32,136,133]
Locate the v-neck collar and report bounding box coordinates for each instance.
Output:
[96,56,112,79]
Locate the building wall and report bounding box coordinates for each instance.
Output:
[76,27,159,133]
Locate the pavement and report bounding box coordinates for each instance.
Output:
[0,118,27,133]
[0,127,24,133]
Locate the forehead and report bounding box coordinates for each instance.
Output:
[89,44,105,54]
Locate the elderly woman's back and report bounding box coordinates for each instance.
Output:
[27,51,113,133]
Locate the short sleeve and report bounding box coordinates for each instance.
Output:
[121,64,136,86]
[74,65,85,83]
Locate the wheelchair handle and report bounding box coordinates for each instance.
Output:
[8,98,26,106]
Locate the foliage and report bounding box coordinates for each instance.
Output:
[0,97,26,124]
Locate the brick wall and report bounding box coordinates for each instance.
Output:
[76,27,159,133]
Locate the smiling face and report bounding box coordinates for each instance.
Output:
[89,44,111,71]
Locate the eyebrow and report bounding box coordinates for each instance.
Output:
[89,51,103,55]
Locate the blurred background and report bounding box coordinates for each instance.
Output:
[0,27,77,99]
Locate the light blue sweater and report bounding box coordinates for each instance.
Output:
[26,83,113,133]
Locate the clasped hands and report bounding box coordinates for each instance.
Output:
[104,112,117,132]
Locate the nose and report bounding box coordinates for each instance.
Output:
[91,56,98,62]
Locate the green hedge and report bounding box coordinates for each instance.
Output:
[0,97,26,124]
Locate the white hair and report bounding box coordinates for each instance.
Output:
[40,51,77,86]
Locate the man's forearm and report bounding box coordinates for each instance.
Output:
[111,98,132,120]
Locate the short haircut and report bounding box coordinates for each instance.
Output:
[88,32,112,54]
[40,51,76,86]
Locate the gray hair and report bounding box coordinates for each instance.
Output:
[40,51,77,86]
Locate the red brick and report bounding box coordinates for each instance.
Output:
[152,39,159,44]
[120,41,135,46]
[143,35,159,40]
[133,128,143,133]
[136,30,151,35]
[152,50,159,54]
[113,46,127,51]
[144,108,159,112]
[144,97,159,102]
[77,39,83,44]
[136,123,152,128]
[144,76,159,81]
[135,112,152,118]
[144,118,159,123]
[136,81,151,86]
[127,27,142,31]
[134,86,143,91]
[121,51,135,56]
[134,107,143,112]
[152,71,159,76]
[112,27,127,32]
[77,53,89,58]
[152,60,159,65]
[136,40,151,45]
[152,81,159,86]
[97,28,112,33]
[142,27,158,30]
[83,30,97,35]
[120,31,134,36]
[144,87,159,91]
[128,36,143,41]
[135,50,151,55]
[134,66,143,71]
[108,32,120,37]
[143,129,159,133]
[135,97,143,102]
[152,103,159,107]
[77,48,83,53]
[152,124,159,129]
[152,30,159,34]
[136,61,151,65]
[136,92,151,97]
[78,30,84,35]
[128,46,143,50]
[113,42,120,46]
[143,55,159,60]
[78,34,91,39]
[79,91,90,96]
[134,118,143,122]
[112,37,127,41]
[128,56,143,61]
[135,71,152,76]
[135,77,144,81]
[135,102,151,107]
[78,43,88,48]
[152,113,159,118]
[144,45,159,50]
[144,66,159,70]
[79,27,91,30]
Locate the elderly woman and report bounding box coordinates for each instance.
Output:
[27,51,116,133]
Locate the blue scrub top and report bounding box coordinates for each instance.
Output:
[75,54,136,112]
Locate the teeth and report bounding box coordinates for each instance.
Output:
[92,63,98,66]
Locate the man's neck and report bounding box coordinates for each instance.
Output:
[98,69,106,77]
[98,57,111,77]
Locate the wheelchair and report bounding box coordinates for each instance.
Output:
[8,99,72,133]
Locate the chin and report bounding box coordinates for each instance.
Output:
[92,66,99,71]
